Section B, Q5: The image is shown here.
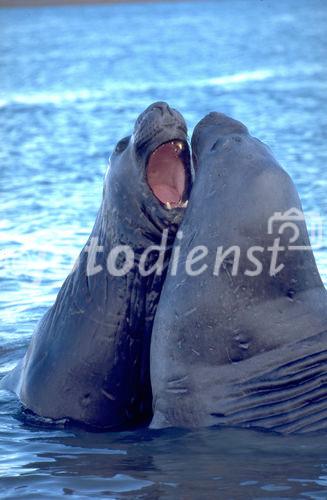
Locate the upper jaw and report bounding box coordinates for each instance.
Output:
[133,102,188,161]
[134,125,188,161]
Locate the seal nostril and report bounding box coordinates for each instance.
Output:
[211,139,221,152]
[166,105,175,118]
[152,102,171,117]
[80,393,91,407]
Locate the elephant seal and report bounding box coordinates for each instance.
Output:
[1,102,192,429]
[150,112,327,434]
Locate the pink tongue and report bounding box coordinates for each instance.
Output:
[151,184,181,204]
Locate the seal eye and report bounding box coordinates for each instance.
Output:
[115,136,130,154]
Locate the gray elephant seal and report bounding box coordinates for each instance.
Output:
[150,112,327,434]
[1,102,192,429]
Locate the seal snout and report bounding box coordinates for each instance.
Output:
[191,111,249,162]
[133,102,191,210]
[136,101,186,131]
[134,101,188,151]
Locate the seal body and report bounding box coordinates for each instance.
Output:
[1,102,192,429]
[150,112,327,434]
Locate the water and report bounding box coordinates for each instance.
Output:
[0,0,327,497]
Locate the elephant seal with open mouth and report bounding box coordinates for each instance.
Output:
[150,112,327,434]
[1,102,192,429]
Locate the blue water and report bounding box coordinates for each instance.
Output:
[0,0,327,497]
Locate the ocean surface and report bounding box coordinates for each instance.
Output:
[0,0,327,498]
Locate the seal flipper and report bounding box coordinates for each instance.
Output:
[0,357,25,396]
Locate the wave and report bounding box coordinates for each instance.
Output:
[0,64,324,109]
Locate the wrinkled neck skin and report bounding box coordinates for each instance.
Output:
[9,118,191,431]
[99,144,183,250]
[71,141,185,297]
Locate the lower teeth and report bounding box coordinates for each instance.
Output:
[165,200,188,210]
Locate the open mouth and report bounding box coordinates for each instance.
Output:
[146,140,190,210]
